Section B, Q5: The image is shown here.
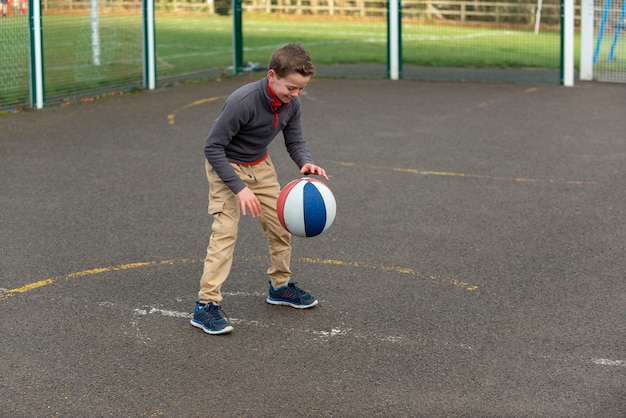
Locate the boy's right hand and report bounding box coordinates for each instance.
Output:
[237,187,261,217]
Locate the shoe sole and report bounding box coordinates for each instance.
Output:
[190,318,234,335]
[266,297,318,309]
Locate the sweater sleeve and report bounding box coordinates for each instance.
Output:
[204,102,249,195]
[282,99,314,168]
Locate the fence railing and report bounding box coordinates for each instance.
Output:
[4,0,617,112]
[241,0,563,25]
[38,0,566,26]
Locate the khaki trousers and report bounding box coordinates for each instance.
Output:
[198,156,292,304]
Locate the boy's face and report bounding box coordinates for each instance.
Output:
[268,70,311,104]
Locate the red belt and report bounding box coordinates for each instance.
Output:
[236,152,269,166]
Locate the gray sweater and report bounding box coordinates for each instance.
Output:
[204,77,314,194]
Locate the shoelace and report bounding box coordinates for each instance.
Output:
[205,303,228,321]
[288,282,310,298]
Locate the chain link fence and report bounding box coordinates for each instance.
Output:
[0,0,624,111]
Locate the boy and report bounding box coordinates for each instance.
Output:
[191,43,328,335]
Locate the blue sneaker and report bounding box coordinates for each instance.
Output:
[266,281,318,309]
[190,302,233,335]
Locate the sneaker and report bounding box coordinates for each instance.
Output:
[266,281,318,309]
[190,302,233,335]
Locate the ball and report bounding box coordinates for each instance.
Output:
[276,177,336,237]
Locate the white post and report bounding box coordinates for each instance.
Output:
[580,0,594,80]
[534,0,543,34]
[91,0,100,66]
[30,0,44,109]
[144,0,156,90]
[389,0,400,80]
[563,0,575,86]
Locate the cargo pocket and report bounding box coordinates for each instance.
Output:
[208,200,225,216]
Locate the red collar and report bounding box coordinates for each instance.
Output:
[267,80,283,130]
[267,80,283,109]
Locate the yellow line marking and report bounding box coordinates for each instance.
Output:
[301,257,481,292]
[66,262,156,278]
[0,259,200,301]
[302,256,513,307]
[435,87,541,122]
[1,257,510,308]
[330,161,597,185]
[1,279,55,299]
[167,95,228,125]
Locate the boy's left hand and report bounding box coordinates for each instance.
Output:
[300,163,329,181]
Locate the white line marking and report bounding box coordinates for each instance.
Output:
[120,303,626,370]
[591,358,626,367]
[223,291,265,298]
[403,31,521,42]
[134,307,190,319]
[132,306,626,367]
[133,305,396,343]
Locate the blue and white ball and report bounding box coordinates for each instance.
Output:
[277,177,336,237]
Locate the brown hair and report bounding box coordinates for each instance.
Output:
[268,43,316,78]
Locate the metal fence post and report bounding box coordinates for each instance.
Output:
[143,0,156,90]
[387,0,402,80]
[579,0,594,80]
[233,0,243,74]
[28,0,44,109]
[560,0,574,86]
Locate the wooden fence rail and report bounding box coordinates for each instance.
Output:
[43,0,570,27]
[241,0,563,24]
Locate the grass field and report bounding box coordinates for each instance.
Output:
[3,12,624,109]
[156,16,570,71]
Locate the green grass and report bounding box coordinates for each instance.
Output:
[402,25,563,68]
[2,12,623,109]
[154,16,584,71]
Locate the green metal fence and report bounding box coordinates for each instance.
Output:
[1,11,30,110]
[592,0,626,82]
[0,0,622,111]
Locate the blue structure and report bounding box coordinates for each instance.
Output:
[608,1,626,61]
[595,0,626,63]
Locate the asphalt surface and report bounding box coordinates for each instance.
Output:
[1,76,625,417]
